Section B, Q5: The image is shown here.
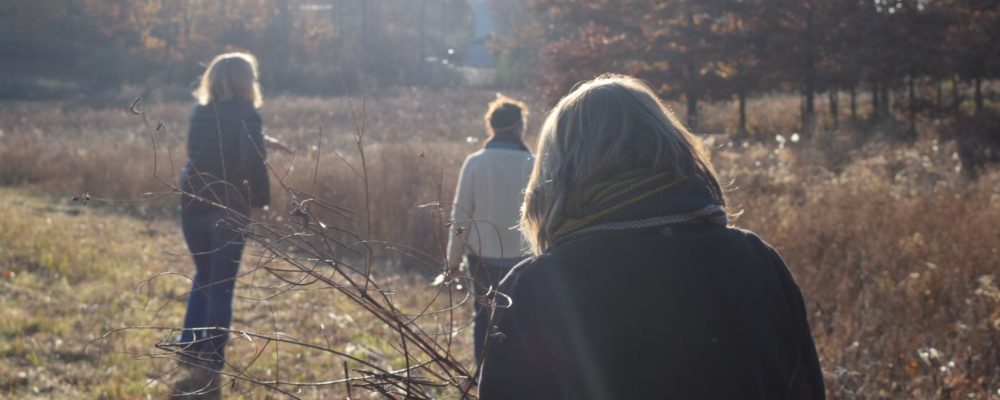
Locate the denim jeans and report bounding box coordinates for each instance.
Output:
[467,254,524,364]
[179,211,245,370]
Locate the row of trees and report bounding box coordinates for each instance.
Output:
[0,0,474,96]
[3,0,997,136]
[492,0,1000,136]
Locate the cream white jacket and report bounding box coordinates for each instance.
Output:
[446,145,534,265]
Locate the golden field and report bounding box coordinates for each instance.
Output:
[1,89,998,399]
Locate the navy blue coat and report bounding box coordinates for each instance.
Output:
[479,224,825,399]
[180,101,269,215]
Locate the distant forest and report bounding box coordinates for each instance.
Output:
[2,0,998,135]
[0,0,478,96]
[501,0,1000,135]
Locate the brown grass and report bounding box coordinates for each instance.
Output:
[1,89,998,398]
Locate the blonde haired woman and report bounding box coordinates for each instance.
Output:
[173,52,270,398]
[446,95,534,363]
[478,75,825,399]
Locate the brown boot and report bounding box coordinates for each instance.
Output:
[170,352,223,399]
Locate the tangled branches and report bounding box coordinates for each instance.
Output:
[101,96,495,399]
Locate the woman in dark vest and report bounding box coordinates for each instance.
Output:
[478,75,825,399]
[173,52,270,398]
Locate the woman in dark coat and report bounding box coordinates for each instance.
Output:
[478,75,825,399]
[173,52,270,398]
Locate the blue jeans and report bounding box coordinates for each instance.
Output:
[179,211,245,370]
[467,254,524,364]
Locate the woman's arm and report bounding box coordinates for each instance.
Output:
[761,242,826,399]
[478,265,563,399]
[446,157,477,268]
[238,111,270,209]
[782,267,825,399]
[264,134,293,156]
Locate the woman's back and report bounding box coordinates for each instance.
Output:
[479,225,824,399]
[187,101,252,167]
[181,100,268,215]
[453,145,534,260]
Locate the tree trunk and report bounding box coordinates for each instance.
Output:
[182,2,191,49]
[329,0,343,92]
[881,85,891,118]
[829,90,839,130]
[936,80,943,111]
[683,3,699,132]
[802,2,816,136]
[334,0,343,37]
[802,88,815,136]
[908,75,917,136]
[686,90,699,132]
[418,0,426,84]
[272,0,291,87]
[873,83,880,120]
[850,86,858,122]
[361,0,369,71]
[975,77,983,114]
[872,82,880,121]
[738,90,747,138]
[952,74,960,114]
[163,2,176,81]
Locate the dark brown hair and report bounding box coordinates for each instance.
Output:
[484,95,529,140]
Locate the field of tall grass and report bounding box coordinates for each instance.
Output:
[1,88,999,398]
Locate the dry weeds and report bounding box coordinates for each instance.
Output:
[0,89,998,398]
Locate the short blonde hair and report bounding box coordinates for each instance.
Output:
[193,52,262,108]
[520,74,724,254]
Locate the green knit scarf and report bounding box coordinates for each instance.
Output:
[550,171,728,247]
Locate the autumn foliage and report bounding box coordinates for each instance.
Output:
[492,0,1000,136]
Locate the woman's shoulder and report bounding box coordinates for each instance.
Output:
[465,148,488,161]
[707,225,763,243]
[542,224,783,269]
[672,225,788,268]
[723,226,784,259]
[192,100,259,118]
[498,254,548,286]
[718,227,804,289]
[222,100,259,117]
[190,103,209,116]
[459,150,487,171]
[493,254,555,320]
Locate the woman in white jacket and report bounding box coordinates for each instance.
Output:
[447,96,534,364]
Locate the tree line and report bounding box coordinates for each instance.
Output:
[3,0,998,138]
[0,0,474,97]
[491,0,1000,137]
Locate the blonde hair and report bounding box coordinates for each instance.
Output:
[520,74,725,255]
[193,52,263,108]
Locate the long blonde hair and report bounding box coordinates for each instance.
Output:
[193,52,263,108]
[520,74,724,255]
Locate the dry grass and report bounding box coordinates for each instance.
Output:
[0,89,998,398]
[0,188,475,399]
[720,138,1000,399]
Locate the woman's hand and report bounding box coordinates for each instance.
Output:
[264,135,293,156]
[250,207,266,221]
[431,264,463,287]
